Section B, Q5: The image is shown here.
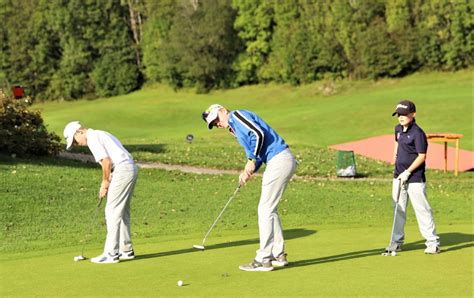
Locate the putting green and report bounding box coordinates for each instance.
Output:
[1,224,471,296]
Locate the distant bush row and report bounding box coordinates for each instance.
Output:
[1,0,472,99]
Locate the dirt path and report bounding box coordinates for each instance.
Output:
[59,151,240,175]
[58,152,391,182]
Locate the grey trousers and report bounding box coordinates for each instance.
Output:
[104,163,138,255]
[255,148,296,262]
[391,179,440,247]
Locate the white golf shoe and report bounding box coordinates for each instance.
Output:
[271,253,289,267]
[424,245,440,254]
[91,253,119,264]
[239,259,274,272]
[385,243,403,252]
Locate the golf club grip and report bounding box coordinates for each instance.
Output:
[97,196,103,207]
[395,182,402,203]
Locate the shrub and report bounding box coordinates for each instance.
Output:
[0,95,61,156]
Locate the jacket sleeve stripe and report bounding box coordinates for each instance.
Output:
[234,111,264,156]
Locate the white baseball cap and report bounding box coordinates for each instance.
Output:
[201,104,223,129]
[63,121,82,150]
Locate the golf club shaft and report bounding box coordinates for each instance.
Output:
[388,181,404,249]
[200,185,241,246]
[80,196,104,256]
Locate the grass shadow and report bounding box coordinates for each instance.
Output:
[287,247,382,269]
[335,172,369,179]
[287,232,473,269]
[135,228,316,261]
[0,153,97,170]
[124,144,166,154]
[402,232,473,253]
[0,143,166,169]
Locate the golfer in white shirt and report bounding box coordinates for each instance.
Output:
[64,121,138,264]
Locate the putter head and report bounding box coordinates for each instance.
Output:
[74,255,86,261]
[193,245,205,250]
[381,250,397,257]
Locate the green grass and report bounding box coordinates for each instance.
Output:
[1,71,472,296]
[0,157,472,296]
[1,156,471,253]
[33,69,473,178]
[1,224,472,296]
[36,68,472,150]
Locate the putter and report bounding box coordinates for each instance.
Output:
[74,196,103,261]
[382,180,405,256]
[193,185,241,250]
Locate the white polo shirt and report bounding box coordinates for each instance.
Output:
[86,129,133,167]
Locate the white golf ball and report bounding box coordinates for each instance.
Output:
[177,280,183,287]
[391,251,397,256]
[74,256,79,261]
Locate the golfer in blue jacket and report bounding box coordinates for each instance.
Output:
[202,104,297,271]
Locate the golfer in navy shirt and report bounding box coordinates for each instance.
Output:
[385,100,440,254]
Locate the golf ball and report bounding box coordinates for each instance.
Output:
[74,256,80,261]
[177,280,183,287]
[391,251,397,256]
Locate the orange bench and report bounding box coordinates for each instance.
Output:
[426,133,463,176]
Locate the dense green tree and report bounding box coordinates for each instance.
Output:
[27,1,61,99]
[1,0,472,96]
[386,0,412,32]
[413,0,472,70]
[357,17,403,78]
[92,1,139,97]
[0,0,11,81]
[1,0,38,94]
[141,0,177,83]
[231,0,274,85]
[441,0,472,69]
[259,1,299,83]
[44,0,139,99]
[161,0,241,92]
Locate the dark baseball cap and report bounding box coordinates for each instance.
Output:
[392,100,416,116]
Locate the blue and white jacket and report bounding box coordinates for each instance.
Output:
[228,110,288,172]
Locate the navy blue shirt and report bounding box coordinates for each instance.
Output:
[394,120,428,182]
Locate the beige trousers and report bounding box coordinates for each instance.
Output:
[104,163,138,255]
[255,148,296,262]
[391,179,440,247]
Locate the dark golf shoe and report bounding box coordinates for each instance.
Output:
[119,250,135,260]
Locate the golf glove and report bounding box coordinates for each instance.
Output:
[397,170,411,183]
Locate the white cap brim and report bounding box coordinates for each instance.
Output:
[63,121,81,150]
[66,136,74,150]
[205,109,219,129]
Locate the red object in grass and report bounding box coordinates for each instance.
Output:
[12,86,24,99]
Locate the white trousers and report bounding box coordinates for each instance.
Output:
[255,148,296,262]
[104,163,138,255]
[391,179,439,247]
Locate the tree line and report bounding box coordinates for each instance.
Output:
[0,0,472,100]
